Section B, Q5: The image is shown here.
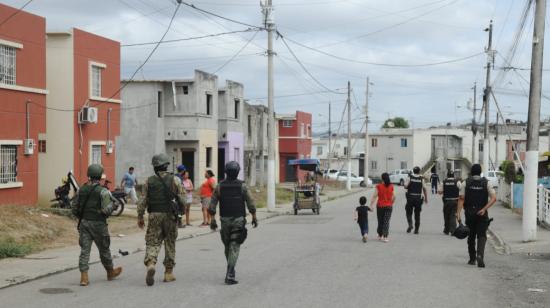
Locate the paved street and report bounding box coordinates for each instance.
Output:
[2,188,550,308]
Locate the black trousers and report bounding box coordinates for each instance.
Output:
[376,207,393,237]
[443,200,458,234]
[405,197,423,230]
[465,213,489,261]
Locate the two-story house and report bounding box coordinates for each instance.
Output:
[217,80,244,180]
[278,111,312,182]
[244,103,269,187]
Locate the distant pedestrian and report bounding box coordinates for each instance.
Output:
[200,170,216,227]
[175,165,187,228]
[354,196,372,243]
[370,173,395,242]
[430,170,440,194]
[120,166,138,204]
[457,164,496,268]
[405,166,428,234]
[182,170,194,227]
[439,170,461,235]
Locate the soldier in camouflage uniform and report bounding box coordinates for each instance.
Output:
[209,161,257,285]
[72,164,122,286]
[137,153,184,286]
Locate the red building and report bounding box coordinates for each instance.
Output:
[0,4,47,205]
[39,29,121,204]
[278,111,312,182]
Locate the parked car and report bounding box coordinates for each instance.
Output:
[323,169,339,179]
[484,170,503,188]
[334,171,371,187]
[389,169,411,186]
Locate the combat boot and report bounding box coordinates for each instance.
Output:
[106,266,122,281]
[477,237,487,268]
[146,262,156,286]
[164,267,176,282]
[80,271,89,286]
[225,266,238,285]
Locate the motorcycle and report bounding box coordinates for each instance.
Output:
[51,171,79,209]
[102,180,126,217]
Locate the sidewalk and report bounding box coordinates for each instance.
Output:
[0,187,362,289]
[488,202,550,255]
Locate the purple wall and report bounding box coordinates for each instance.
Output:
[219,131,244,180]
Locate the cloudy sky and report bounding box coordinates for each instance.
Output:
[5,0,549,133]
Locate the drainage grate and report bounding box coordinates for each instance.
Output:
[39,288,74,294]
[270,217,333,224]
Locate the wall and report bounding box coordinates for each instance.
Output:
[0,4,46,205]
[197,130,218,185]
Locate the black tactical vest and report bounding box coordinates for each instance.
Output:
[79,183,105,222]
[219,179,246,218]
[464,177,489,215]
[443,178,459,201]
[408,175,423,196]
[146,174,173,213]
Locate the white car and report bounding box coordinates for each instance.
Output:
[484,170,503,188]
[389,169,411,186]
[324,169,339,179]
[334,171,371,187]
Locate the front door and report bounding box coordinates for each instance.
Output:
[284,156,297,182]
[218,148,225,181]
[181,151,194,185]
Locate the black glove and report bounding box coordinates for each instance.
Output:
[210,219,218,231]
[251,218,258,228]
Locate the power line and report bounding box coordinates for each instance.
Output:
[0,0,34,27]
[179,0,265,29]
[122,28,258,47]
[212,30,259,74]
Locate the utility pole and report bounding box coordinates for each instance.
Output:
[523,0,546,242]
[364,77,370,184]
[327,102,331,174]
[471,82,477,164]
[262,0,276,211]
[347,81,352,191]
[495,115,499,169]
[483,21,494,173]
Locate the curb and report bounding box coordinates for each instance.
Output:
[487,227,511,255]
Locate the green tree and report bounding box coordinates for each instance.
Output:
[382,117,409,129]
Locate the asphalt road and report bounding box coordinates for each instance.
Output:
[2,187,549,308]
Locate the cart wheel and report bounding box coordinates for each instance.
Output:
[294,208,298,215]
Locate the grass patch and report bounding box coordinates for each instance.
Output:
[0,237,34,259]
[250,186,295,208]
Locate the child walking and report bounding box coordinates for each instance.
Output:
[354,196,372,243]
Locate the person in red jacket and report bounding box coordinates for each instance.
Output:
[369,173,396,242]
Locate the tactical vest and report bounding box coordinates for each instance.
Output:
[219,179,246,218]
[408,175,423,196]
[79,183,105,222]
[443,178,459,201]
[146,174,173,213]
[464,177,488,215]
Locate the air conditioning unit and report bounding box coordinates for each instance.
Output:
[78,107,98,124]
[106,140,114,154]
[24,139,34,155]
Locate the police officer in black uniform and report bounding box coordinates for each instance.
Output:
[405,166,428,234]
[457,164,496,268]
[209,161,258,285]
[440,170,460,235]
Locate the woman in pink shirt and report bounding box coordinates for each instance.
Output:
[182,170,194,227]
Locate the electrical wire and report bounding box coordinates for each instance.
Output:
[212,30,259,74]
[179,0,264,30]
[0,0,34,27]
[122,28,258,47]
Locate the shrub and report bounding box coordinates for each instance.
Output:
[500,160,517,184]
[0,238,33,259]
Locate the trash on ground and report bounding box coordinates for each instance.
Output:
[527,288,547,293]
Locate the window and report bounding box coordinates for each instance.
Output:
[234,148,240,160]
[206,147,212,167]
[91,145,102,165]
[91,65,102,97]
[301,123,305,137]
[317,146,323,155]
[282,120,293,127]
[0,45,16,85]
[370,160,377,170]
[247,115,252,139]
[206,93,212,115]
[400,138,408,147]
[401,161,407,169]
[234,99,240,119]
[157,91,163,118]
[182,85,188,95]
[479,142,484,152]
[38,140,47,153]
[0,145,17,183]
[371,138,378,147]
[344,146,348,156]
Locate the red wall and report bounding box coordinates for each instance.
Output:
[0,4,46,205]
[73,29,120,184]
[278,111,312,182]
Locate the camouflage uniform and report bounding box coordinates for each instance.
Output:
[71,182,114,272]
[137,171,184,268]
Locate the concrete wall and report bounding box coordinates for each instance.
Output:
[218,131,244,180]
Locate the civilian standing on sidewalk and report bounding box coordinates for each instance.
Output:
[175,165,187,228]
[200,170,216,227]
[369,173,395,242]
[182,170,194,227]
[439,170,460,235]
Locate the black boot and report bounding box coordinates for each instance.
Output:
[407,225,413,233]
[477,237,487,268]
[414,223,420,234]
[225,266,238,285]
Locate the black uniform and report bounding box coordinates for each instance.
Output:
[406,174,424,233]
[442,177,459,234]
[463,176,490,265]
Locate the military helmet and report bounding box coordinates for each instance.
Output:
[152,153,170,167]
[225,161,240,179]
[87,164,104,179]
[453,223,470,240]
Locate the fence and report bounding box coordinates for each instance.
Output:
[538,185,550,227]
[499,181,550,226]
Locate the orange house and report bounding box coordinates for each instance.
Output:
[0,4,47,205]
[39,29,121,204]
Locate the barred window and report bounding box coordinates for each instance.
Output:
[0,45,16,85]
[91,65,102,97]
[91,145,102,165]
[0,145,17,183]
